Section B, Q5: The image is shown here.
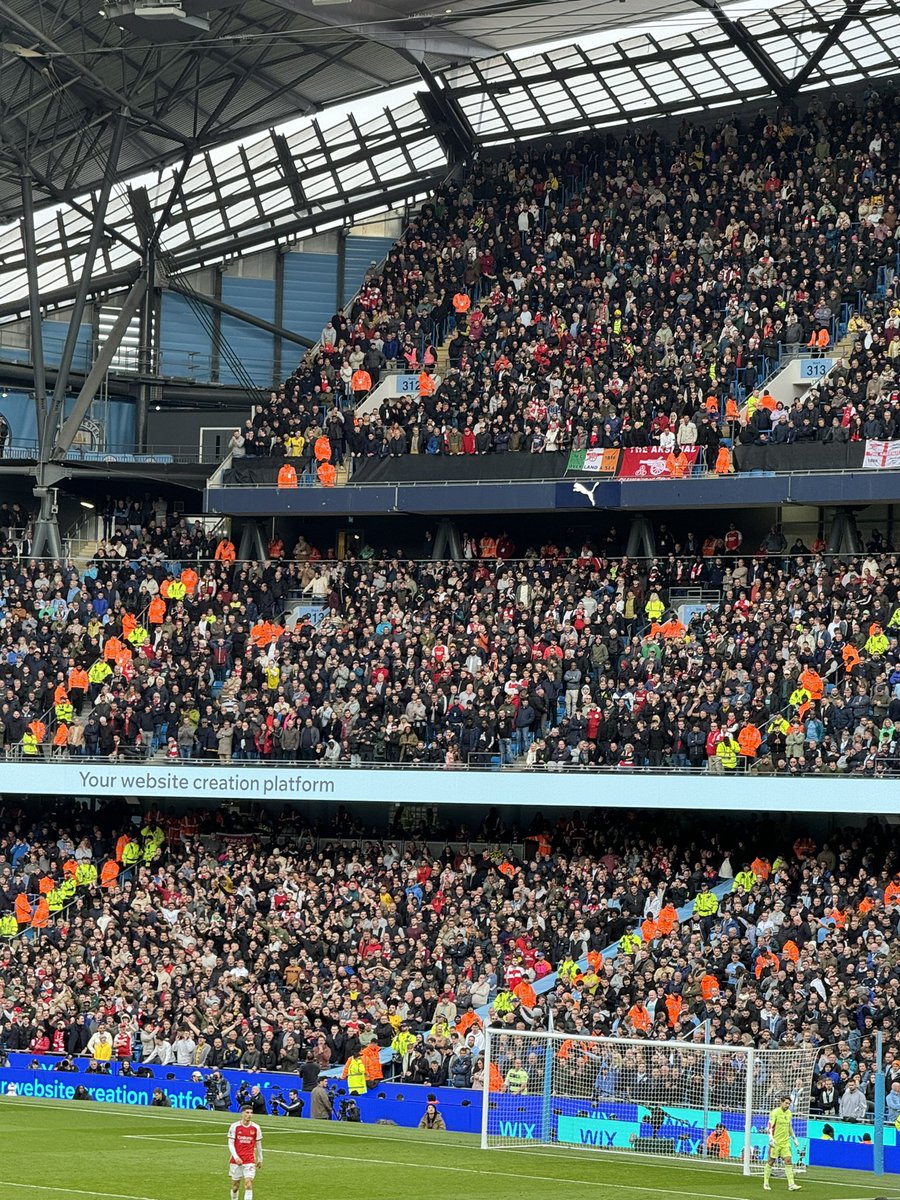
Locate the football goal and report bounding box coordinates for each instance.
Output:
[481,1027,817,1175]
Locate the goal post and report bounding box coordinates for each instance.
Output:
[481,1027,816,1175]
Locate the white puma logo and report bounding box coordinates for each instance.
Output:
[572,480,601,506]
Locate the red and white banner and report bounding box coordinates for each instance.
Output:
[617,447,699,479]
[862,440,900,470]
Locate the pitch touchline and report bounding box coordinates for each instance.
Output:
[122,1135,752,1200]
[119,1124,900,1192]
[0,1183,160,1200]
[13,1100,900,1197]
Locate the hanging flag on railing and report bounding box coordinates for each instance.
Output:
[862,440,900,470]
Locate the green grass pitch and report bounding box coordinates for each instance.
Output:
[4,1097,899,1200]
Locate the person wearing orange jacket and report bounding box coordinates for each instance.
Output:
[419,370,436,397]
[700,971,720,1001]
[30,898,49,929]
[666,448,691,478]
[278,462,298,489]
[148,596,166,624]
[657,903,678,935]
[100,860,120,889]
[350,368,372,403]
[512,979,537,1011]
[738,723,762,758]
[707,1123,731,1159]
[14,894,32,924]
[67,665,89,712]
[360,1040,383,1082]
[214,537,236,562]
[628,1001,652,1032]
[103,636,125,662]
[664,993,684,1027]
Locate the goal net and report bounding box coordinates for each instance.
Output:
[481,1027,816,1175]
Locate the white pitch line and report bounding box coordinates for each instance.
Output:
[15,1098,900,1197]
[0,1183,159,1200]
[122,1134,755,1200]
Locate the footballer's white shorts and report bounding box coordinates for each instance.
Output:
[229,1163,257,1183]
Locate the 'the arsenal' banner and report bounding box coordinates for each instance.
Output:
[617,447,699,479]
[567,448,620,475]
[862,440,900,470]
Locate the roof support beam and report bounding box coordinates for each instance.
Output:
[785,0,863,94]
[692,0,792,99]
[0,1,191,147]
[269,0,493,58]
[52,274,148,462]
[416,61,477,164]
[0,124,143,257]
[20,172,48,462]
[46,110,128,448]
[166,282,315,349]
[0,169,447,320]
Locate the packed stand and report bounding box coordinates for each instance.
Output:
[0,802,897,1126]
[4,513,900,775]
[232,92,900,475]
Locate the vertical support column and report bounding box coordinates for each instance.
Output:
[210,265,223,384]
[432,520,462,560]
[20,172,47,459]
[742,1047,755,1176]
[273,248,285,387]
[31,464,65,561]
[336,228,348,310]
[825,510,860,555]
[237,521,267,562]
[625,514,656,559]
[136,249,156,453]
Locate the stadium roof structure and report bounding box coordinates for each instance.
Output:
[0,0,899,320]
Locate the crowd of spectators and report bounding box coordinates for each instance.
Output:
[229,91,899,475]
[4,513,900,774]
[0,801,898,1125]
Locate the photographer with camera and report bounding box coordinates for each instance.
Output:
[336,1096,361,1123]
[205,1069,231,1112]
[311,1079,334,1120]
[234,1082,268,1116]
[271,1088,304,1118]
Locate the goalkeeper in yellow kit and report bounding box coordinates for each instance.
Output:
[764,1095,801,1191]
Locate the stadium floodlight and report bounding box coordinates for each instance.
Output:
[481,1027,817,1176]
[103,1,210,32]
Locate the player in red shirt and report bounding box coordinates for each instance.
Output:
[228,1107,263,1200]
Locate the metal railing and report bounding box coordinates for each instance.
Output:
[0,440,229,466]
[5,752,897,777]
